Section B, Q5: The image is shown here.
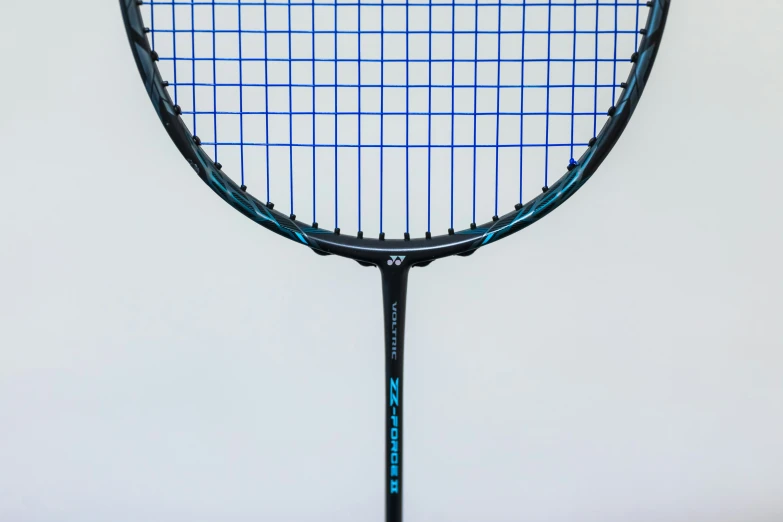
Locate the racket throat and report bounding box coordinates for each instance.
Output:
[381,265,409,522]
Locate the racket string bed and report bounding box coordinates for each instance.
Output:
[141,0,647,240]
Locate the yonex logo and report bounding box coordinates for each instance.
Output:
[387,255,406,266]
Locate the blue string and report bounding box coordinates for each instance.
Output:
[171,2,178,106]
[405,3,410,235]
[494,2,502,217]
[158,56,628,64]
[379,0,385,235]
[287,1,294,214]
[212,0,218,163]
[334,1,339,227]
[154,79,627,89]
[198,142,589,149]
[569,1,577,164]
[593,1,599,138]
[211,0,220,163]
[183,108,620,117]
[264,0,271,201]
[312,0,317,223]
[358,3,363,232]
[156,28,640,36]
[427,1,432,234]
[191,2,196,140]
[149,1,641,7]
[450,3,455,230]
[613,0,619,103]
[238,4,246,187]
[519,3,525,204]
[544,0,552,187]
[471,1,479,225]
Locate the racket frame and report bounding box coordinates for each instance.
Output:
[120,0,670,269]
[120,1,670,520]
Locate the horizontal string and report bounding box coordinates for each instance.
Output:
[148,1,646,7]
[195,142,588,148]
[158,56,632,63]
[182,110,613,116]
[170,82,624,89]
[151,28,640,35]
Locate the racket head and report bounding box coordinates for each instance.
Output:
[120,0,669,267]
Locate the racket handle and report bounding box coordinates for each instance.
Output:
[381,264,409,522]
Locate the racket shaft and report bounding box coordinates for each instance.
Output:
[382,265,409,522]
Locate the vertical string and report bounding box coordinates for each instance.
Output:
[264,0,271,201]
[612,0,619,103]
[405,3,410,235]
[191,1,196,140]
[358,3,363,232]
[519,2,525,204]
[288,1,295,215]
[494,2,502,217]
[238,3,246,187]
[471,2,479,224]
[427,0,432,234]
[379,0,385,235]
[593,0,599,138]
[544,0,552,188]
[171,2,178,107]
[449,4,456,229]
[334,2,339,227]
[569,1,577,164]
[427,2,432,232]
[212,0,218,163]
[312,0,317,224]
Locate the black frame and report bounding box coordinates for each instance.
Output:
[120,1,670,519]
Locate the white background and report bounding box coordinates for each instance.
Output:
[1,1,782,521]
